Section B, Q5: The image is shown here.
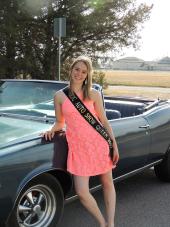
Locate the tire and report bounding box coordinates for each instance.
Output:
[154,147,170,182]
[7,174,64,227]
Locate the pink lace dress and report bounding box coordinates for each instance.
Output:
[61,92,114,176]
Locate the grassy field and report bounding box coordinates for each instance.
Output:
[103,70,170,87]
[103,86,170,99]
[102,70,170,99]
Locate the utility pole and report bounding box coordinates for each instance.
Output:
[54,18,66,80]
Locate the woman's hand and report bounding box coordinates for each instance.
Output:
[40,128,55,141]
[112,147,119,165]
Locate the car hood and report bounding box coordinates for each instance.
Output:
[0,115,52,148]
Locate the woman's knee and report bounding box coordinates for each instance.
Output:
[102,179,114,189]
[73,175,90,200]
[100,172,114,188]
[75,187,90,200]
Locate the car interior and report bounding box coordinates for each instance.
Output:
[105,99,146,119]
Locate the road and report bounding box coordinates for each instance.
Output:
[58,168,170,227]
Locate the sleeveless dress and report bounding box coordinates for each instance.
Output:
[61,92,114,176]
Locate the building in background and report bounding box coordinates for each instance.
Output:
[97,56,170,71]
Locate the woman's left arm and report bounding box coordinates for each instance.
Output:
[92,90,119,164]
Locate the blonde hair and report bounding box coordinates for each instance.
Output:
[69,56,93,100]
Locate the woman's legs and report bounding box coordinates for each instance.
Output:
[74,175,107,227]
[100,170,116,227]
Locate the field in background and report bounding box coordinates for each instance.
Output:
[102,70,170,99]
[103,70,170,87]
[103,86,170,99]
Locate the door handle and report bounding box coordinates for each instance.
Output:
[139,124,150,129]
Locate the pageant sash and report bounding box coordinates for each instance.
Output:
[63,87,114,159]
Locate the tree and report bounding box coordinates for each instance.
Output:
[0,0,18,78]
[0,0,152,79]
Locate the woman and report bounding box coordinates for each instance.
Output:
[43,56,119,227]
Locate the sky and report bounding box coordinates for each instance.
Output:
[116,0,170,61]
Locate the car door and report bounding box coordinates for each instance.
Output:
[111,115,150,177]
[143,105,170,163]
[89,114,151,189]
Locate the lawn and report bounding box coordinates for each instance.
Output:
[103,70,170,87]
[101,70,170,99]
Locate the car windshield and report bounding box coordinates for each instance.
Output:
[0,81,68,107]
[0,81,102,117]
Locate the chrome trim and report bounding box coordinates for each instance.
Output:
[65,159,163,204]
[0,112,55,124]
[17,184,56,227]
[139,124,150,129]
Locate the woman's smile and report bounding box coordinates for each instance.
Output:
[71,61,88,83]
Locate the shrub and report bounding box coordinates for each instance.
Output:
[92,70,108,89]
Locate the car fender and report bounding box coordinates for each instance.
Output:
[14,163,72,205]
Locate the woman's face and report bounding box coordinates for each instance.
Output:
[71,61,88,84]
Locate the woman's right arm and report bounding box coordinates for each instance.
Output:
[42,92,65,140]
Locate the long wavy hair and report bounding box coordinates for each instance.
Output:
[69,56,93,100]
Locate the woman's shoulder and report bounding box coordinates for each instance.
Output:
[54,89,66,104]
[89,88,101,101]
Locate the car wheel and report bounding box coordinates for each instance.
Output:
[154,147,170,182]
[7,173,64,227]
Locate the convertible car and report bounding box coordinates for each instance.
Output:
[0,79,170,227]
